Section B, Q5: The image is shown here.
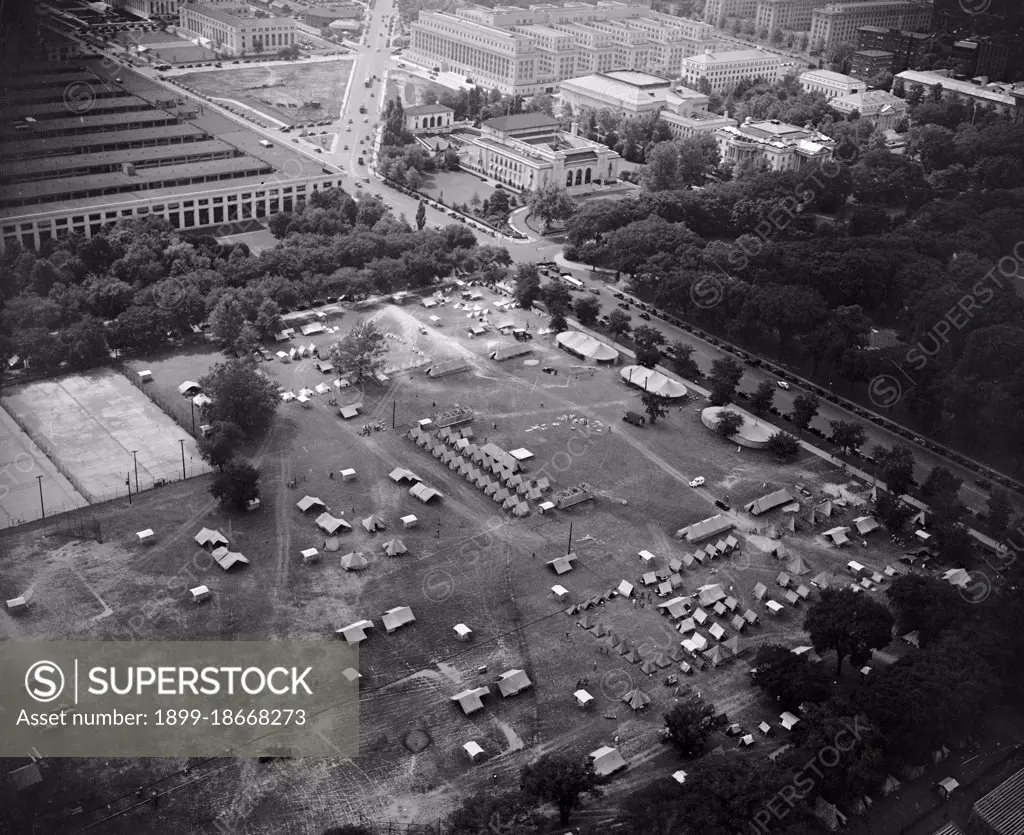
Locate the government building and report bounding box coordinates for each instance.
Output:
[458,112,621,193]
[407,2,717,96]
[179,4,297,56]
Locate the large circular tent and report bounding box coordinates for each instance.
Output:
[620,365,687,399]
[701,406,774,449]
[555,330,619,364]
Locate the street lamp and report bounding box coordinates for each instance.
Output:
[36,475,44,521]
[179,439,186,480]
[132,450,139,493]
[190,398,196,436]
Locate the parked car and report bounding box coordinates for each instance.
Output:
[623,411,646,427]
[777,380,790,390]
[618,302,630,310]
[714,500,731,511]
[639,312,651,320]
[689,477,705,488]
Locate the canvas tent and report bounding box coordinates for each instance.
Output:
[853,516,879,535]
[382,538,408,556]
[340,551,368,571]
[410,483,442,503]
[744,488,796,516]
[556,330,619,363]
[786,555,812,575]
[296,495,326,513]
[195,528,228,548]
[617,580,634,598]
[339,405,360,419]
[812,571,837,589]
[451,686,489,715]
[427,358,470,378]
[590,745,628,777]
[496,669,532,697]
[622,688,651,711]
[317,513,351,534]
[678,514,734,543]
[337,619,373,643]
[211,547,248,570]
[823,526,851,546]
[178,380,200,395]
[362,515,386,532]
[697,584,726,607]
[382,606,416,633]
[620,365,687,399]
[548,554,577,575]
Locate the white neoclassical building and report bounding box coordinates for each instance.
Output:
[458,112,620,193]
[715,118,835,172]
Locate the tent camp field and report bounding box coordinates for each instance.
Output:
[1,370,210,505]
[0,405,87,528]
[0,294,918,833]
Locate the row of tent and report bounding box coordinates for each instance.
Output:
[450,670,533,715]
[667,535,740,569]
[194,528,249,570]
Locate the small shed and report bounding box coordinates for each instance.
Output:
[189,585,210,604]
[339,405,360,419]
[551,584,569,601]
[340,468,356,482]
[138,370,153,383]
[300,547,319,565]
[401,514,418,528]
[464,741,485,761]
[136,529,155,544]
[454,623,472,641]
[6,596,29,614]
[639,549,657,564]
[574,689,594,708]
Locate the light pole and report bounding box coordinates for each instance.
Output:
[190,399,196,436]
[132,450,139,493]
[36,475,44,520]
[179,439,186,480]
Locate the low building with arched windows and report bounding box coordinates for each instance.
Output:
[405,104,455,134]
[457,112,620,194]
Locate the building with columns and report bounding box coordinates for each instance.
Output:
[405,103,455,133]
[714,117,835,172]
[809,1,934,56]
[179,4,297,56]
[799,68,864,98]
[458,112,620,193]
[680,48,791,94]
[829,89,907,129]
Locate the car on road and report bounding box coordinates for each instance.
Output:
[777,380,790,390]
[314,148,322,153]
[589,287,600,295]
[714,500,731,511]
[639,312,651,320]
[689,477,705,488]
[617,301,630,310]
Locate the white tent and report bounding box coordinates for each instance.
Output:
[617,580,634,597]
[178,380,200,395]
[463,741,485,761]
[590,745,628,777]
[410,483,442,503]
[574,689,594,708]
[296,495,326,513]
[382,606,416,633]
[451,686,489,715]
[556,330,619,363]
[362,515,386,532]
[194,527,228,548]
[382,538,408,556]
[620,365,687,399]
[189,585,210,603]
[337,619,374,643]
[136,529,154,543]
[340,551,369,571]
[697,584,726,607]
[496,669,532,697]
[211,547,249,570]
[453,623,472,641]
[317,513,351,534]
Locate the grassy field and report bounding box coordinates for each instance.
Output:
[0,291,918,833]
[177,60,354,126]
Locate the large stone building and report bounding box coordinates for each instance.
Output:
[754,0,826,33]
[893,69,1019,116]
[809,1,934,55]
[407,2,717,96]
[855,25,932,72]
[848,48,895,78]
[458,112,621,192]
[702,0,759,28]
[829,89,906,128]
[558,70,737,135]
[405,103,454,133]
[679,48,790,94]
[179,4,297,56]
[799,68,864,97]
[119,0,180,20]
[715,117,835,172]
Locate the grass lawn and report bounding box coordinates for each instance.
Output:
[0,292,920,833]
[177,60,354,126]
[420,169,495,209]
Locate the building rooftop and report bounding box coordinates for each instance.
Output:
[560,72,669,109]
[854,49,896,57]
[685,48,784,66]
[800,69,862,84]
[405,103,455,116]
[830,89,905,110]
[483,111,561,132]
[0,124,207,158]
[894,70,1018,105]
[181,3,246,25]
[819,0,929,11]
[604,69,671,87]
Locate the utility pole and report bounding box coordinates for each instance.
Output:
[132,450,139,493]
[567,521,573,555]
[190,400,196,436]
[36,475,44,520]
[179,439,186,480]
[127,473,133,506]
[392,400,396,430]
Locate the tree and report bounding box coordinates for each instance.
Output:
[663,700,715,757]
[209,294,246,349]
[886,574,968,647]
[749,379,775,414]
[253,299,283,341]
[606,309,631,337]
[751,644,829,710]
[573,295,600,326]
[540,281,572,316]
[415,201,426,231]
[872,443,916,494]
[197,420,245,471]
[988,490,1012,533]
[328,318,387,383]
[669,341,700,379]
[210,459,260,511]
[549,310,568,333]
[714,409,744,439]
[708,357,743,406]
[829,420,866,455]
[642,391,669,425]
[513,263,541,309]
[875,490,913,533]
[789,392,820,431]
[921,465,962,500]
[804,587,894,675]
[199,359,279,438]
[62,316,109,370]
[446,790,544,835]
[767,431,801,461]
[527,182,578,232]
[110,305,168,353]
[519,752,603,826]
[631,324,665,352]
